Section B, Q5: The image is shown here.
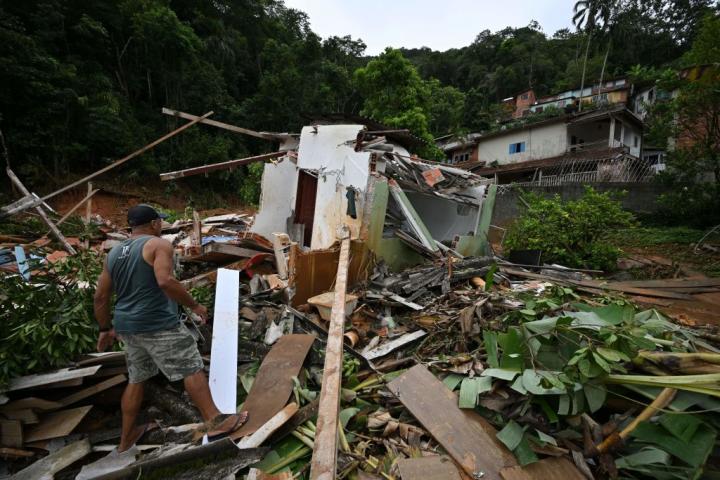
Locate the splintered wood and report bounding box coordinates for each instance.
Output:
[388,364,517,480]
[309,236,351,480]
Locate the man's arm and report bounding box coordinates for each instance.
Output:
[94,259,115,351]
[151,239,208,321]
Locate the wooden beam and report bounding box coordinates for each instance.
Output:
[49,188,99,232]
[7,168,76,254]
[159,151,285,181]
[10,439,91,480]
[12,112,212,211]
[162,107,278,140]
[57,374,127,408]
[236,403,299,448]
[309,236,351,480]
[4,366,100,392]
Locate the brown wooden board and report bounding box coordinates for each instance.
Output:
[500,457,586,480]
[4,366,100,392]
[230,334,314,440]
[1,409,38,424]
[0,397,62,412]
[24,405,92,443]
[387,365,517,480]
[57,374,127,408]
[1,420,23,447]
[398,455,462,480]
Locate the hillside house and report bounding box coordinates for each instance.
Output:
[441,104,646,185]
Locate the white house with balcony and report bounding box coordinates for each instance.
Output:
[441,105,648,184]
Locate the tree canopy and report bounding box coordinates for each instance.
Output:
[0,0,717,202]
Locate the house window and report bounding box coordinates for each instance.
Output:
[509,142,526,154]
[634,135,639,147]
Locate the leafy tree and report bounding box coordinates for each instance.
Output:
[354,48,442,158]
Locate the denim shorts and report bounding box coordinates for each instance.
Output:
[119,324,204,383]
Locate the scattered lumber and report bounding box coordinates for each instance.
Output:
[237,402,299,448]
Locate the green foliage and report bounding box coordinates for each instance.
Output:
[505,187,635,271]
[354,48,444,159]
[682,12,720,65]
[0,250,104,387]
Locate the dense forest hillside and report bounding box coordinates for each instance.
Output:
[0,0,717,202]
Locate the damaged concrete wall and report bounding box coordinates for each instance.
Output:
[251,156,299,238]
[295,124,371,250]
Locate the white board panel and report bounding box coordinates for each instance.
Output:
[209,268,240,414]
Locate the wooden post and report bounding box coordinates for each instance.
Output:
[6,168,76,254]
[309,234,351,480]
[192,210,202,247]
[85,182,93,222]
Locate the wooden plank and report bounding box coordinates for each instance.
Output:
[387,365,517,480]
[0,447,35,458]
[0,397,62,412]
[1,420,23,447]
[310,236,351,480]
[57,374,127,408]
[500,457,586,480]
[236,402,298,448]
[1,408,39,424]
[162,107,280,140]
[159,151,285,181]
[230,334,314,440]
[398,455,462,480]
[362,330,427,361]
[609,278,720,289]
[4,366,100,392]
[209,268,240,414]
[24,405,92,443]
[499,268,694,300]
[9,439,91,480]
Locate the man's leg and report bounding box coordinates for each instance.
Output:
[119,382,145,452]
[184,370,247,435]
[183,370,220,421]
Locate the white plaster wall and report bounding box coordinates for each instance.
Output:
[623,123,642,157]
[296,124,371,250]
[477,122,568,165]
[251,156,299,238]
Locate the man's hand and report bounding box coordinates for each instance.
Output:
[191,304,209,324]
[97,329,116,352]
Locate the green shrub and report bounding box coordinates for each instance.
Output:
[505,187,635,271]
[0,250,103,387]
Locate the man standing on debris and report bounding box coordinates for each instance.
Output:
[93,204,247,452]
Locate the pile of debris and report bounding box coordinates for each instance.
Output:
[2,112,720,479]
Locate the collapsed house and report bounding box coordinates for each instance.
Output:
[2,109,720,480]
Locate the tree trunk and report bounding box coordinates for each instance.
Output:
[598,39,612,102]
[579,32,592,112]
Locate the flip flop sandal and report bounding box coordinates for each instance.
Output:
[206,411,249,442]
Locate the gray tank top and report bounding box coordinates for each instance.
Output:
[107,236,179,333]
